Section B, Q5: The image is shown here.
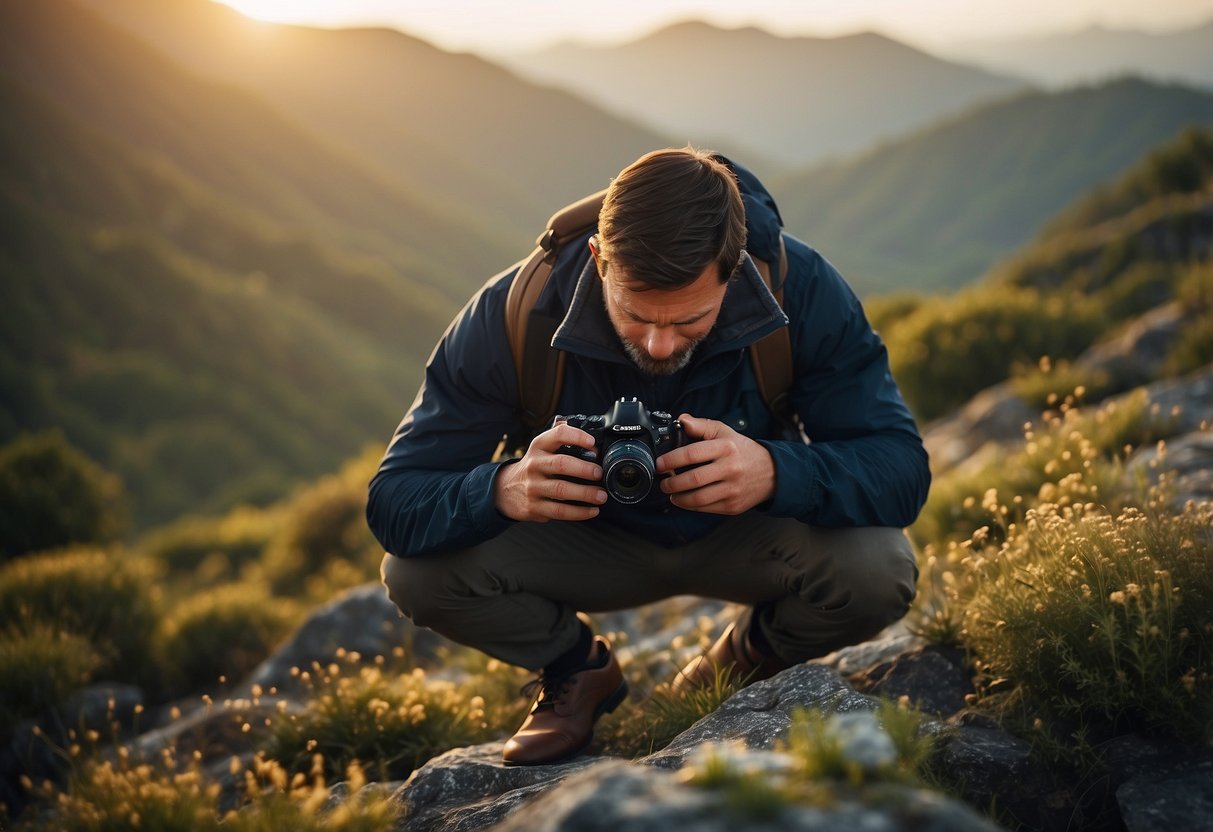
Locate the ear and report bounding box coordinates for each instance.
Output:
[588,235,607,281]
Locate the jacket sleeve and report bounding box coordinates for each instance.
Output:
[756,241,931,528]
[366,272,521,557]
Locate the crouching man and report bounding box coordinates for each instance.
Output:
[368,148,928,766]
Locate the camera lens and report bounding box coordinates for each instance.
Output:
[601,439,655,504]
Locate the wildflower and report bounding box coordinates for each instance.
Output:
[1109,591,1126,605]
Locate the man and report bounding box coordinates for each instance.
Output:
[368,148,929,766]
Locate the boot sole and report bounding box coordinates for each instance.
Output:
[502,680,629,767]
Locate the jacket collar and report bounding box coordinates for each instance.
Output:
[551,252,789,364]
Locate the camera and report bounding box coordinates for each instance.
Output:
[556,398,685,505]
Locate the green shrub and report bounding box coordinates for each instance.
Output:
[140,507,280,585]
[884,287,1104,421]
[0,547,160,689]
[263,659,525,783]
[156,583,297,698]
[1008,358,1116,412]
[598,666,741,759]
[962,499,1213,740]
[18,753,400,832]
[0,626,101,740]
[260,473,378,598]
[911,390,1169,551]
[0,431,127,561]
[1161,309,1213,379]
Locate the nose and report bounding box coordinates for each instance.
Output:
[644,326,677,360]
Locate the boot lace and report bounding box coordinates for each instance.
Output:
[520,669,576,711]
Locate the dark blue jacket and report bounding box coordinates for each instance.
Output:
[368,167,929,557]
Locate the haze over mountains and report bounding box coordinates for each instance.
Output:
[941,20,1213,90]
[501,21,1026,169]
[3,0,1210,527]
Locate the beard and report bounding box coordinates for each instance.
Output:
[621,336,702,376]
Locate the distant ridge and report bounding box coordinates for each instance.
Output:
[501,21,1026,168]
[78,0,674,241]
[773,77,1213,295]
[0,0,518,526]
[941,19,1213,90]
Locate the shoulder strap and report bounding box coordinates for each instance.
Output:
[503,199,796,454]
[748,234,796,427]
[504,190,606,444]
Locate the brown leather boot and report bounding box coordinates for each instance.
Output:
[671,621,790,695]
[502,636,627,766]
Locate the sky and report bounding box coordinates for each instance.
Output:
[212,0,1213,53]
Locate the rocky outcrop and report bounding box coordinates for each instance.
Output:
[923,315,1211,475]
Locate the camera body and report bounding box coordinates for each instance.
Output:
[557,397,685,505]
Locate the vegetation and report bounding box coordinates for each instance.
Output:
[776,80,1213,295]
[873,127,1213,423]
[0,547,160,694]
[0,431,127,561]
[679,699,937,819]
[16,750,400,831]
[2,6,1212,828]
[156,584,297,699]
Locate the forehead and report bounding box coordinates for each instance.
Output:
[606,261,726,312]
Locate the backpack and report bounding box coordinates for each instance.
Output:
[500,189,795,456]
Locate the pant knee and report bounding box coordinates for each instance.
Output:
[380,552,453,629]
[829,529,918,627]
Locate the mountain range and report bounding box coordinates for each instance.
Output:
[3,0,1209,528]
[501,20,1027,169]
[941,20,1213,90]
[771,78,1213,294]
[77,0,674,242]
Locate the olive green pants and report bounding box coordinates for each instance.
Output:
[381,514,918,671]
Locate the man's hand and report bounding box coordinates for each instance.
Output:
[493,422,608,522]
[656,414,776,514]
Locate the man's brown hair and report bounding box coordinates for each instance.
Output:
[597,147,746,289]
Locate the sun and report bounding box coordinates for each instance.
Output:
[212,0,347,25]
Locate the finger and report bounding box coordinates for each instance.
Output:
[657,440,719,473]
[668,482,734,513]
[546,477,608,506]
[532,423,597,453]
[660,461,721,494]
[545,453,603,483]
[677,413,727,442]
[537,498,602,522]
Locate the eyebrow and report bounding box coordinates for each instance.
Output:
[619,303,714,327]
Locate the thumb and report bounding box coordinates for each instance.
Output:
[678,413,722,440]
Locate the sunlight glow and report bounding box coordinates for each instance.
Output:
[210,0,1213,52]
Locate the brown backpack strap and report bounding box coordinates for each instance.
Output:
[503,190,607,447]
[749,234,796,426]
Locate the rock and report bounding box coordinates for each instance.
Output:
[1077,303,1188,390]
[394,742,603,832]
[1126,428,1213,511]
[643,664,880,770]
[930,724,1073,831]
[487,756,1007,832]
[245,582,450,694]
[1117,758,1213,832]
[814,620,925,675]
[923,382,1035,474]
[829,711,898,771]
[847,645,973,718]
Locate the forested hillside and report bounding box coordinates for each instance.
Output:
[78,0,674,240]
[774,78,1213,295]
[0,1,526,526]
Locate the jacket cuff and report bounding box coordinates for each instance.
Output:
[465,460,518,537]
[755,439,819,519]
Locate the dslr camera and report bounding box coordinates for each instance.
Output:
[556,397,685,505]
